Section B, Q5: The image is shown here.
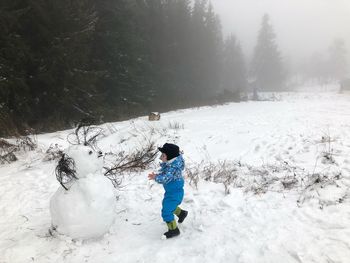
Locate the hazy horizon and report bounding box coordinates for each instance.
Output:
[210,0,350,72]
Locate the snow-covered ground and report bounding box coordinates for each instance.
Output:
[1,86,350,263]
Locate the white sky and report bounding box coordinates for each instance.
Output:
[210,0,350,67]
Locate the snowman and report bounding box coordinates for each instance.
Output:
[50,125,116,240]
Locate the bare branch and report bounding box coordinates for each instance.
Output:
[104,141,157,187]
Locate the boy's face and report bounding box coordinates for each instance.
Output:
[160,153,167,162]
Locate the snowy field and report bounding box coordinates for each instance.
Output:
[1,86,350,263]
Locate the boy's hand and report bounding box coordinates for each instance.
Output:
[148,172,156,180]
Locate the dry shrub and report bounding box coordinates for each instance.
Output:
[297,171,343,208]
[44,144,64,161]
[168,121,184,130]
[317,131,337,164]
[16,135,37,152]
[185,159,333,195]
[186,160,239,194]
[104,141,158,187]
[186,157,345,208]
[0,139,18,164]
[0,131,38,164]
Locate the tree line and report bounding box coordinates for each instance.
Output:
[0,0,286,137]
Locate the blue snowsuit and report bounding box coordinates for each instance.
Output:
[155,155,185,222]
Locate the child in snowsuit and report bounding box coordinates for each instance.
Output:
[148,143,188,239]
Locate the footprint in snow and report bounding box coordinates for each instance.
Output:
[254,145,260,152]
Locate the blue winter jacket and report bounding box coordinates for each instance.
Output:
[155,155,185,189]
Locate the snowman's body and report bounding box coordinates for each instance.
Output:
[50,145,116,239]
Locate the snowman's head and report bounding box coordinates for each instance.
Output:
[55,119,106,190]
[55,145,104,190]
[66,145,104,178]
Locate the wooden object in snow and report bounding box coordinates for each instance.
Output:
[148,112,160,121]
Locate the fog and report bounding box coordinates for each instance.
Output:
[211,0,350,69]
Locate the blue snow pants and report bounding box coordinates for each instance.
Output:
[161,179,184,222]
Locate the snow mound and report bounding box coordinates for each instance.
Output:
[50,174,116,239]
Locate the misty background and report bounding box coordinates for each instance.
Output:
[1,0,349,137]
[211,0,350,72]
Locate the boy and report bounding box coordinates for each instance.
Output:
[148,143,188,239]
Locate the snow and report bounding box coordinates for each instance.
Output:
[1,85,350,262]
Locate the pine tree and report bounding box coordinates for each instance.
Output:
[189,0,208,100]
[221,35,247,101]
[158,0,193,107]
[328,38,347,80]
[203,2,223,97]
[93,1,132,117]
[251,14,285,91]
[0,0,33,134]
[190,0,223,101]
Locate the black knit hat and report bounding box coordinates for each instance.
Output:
[158,143,180,160]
